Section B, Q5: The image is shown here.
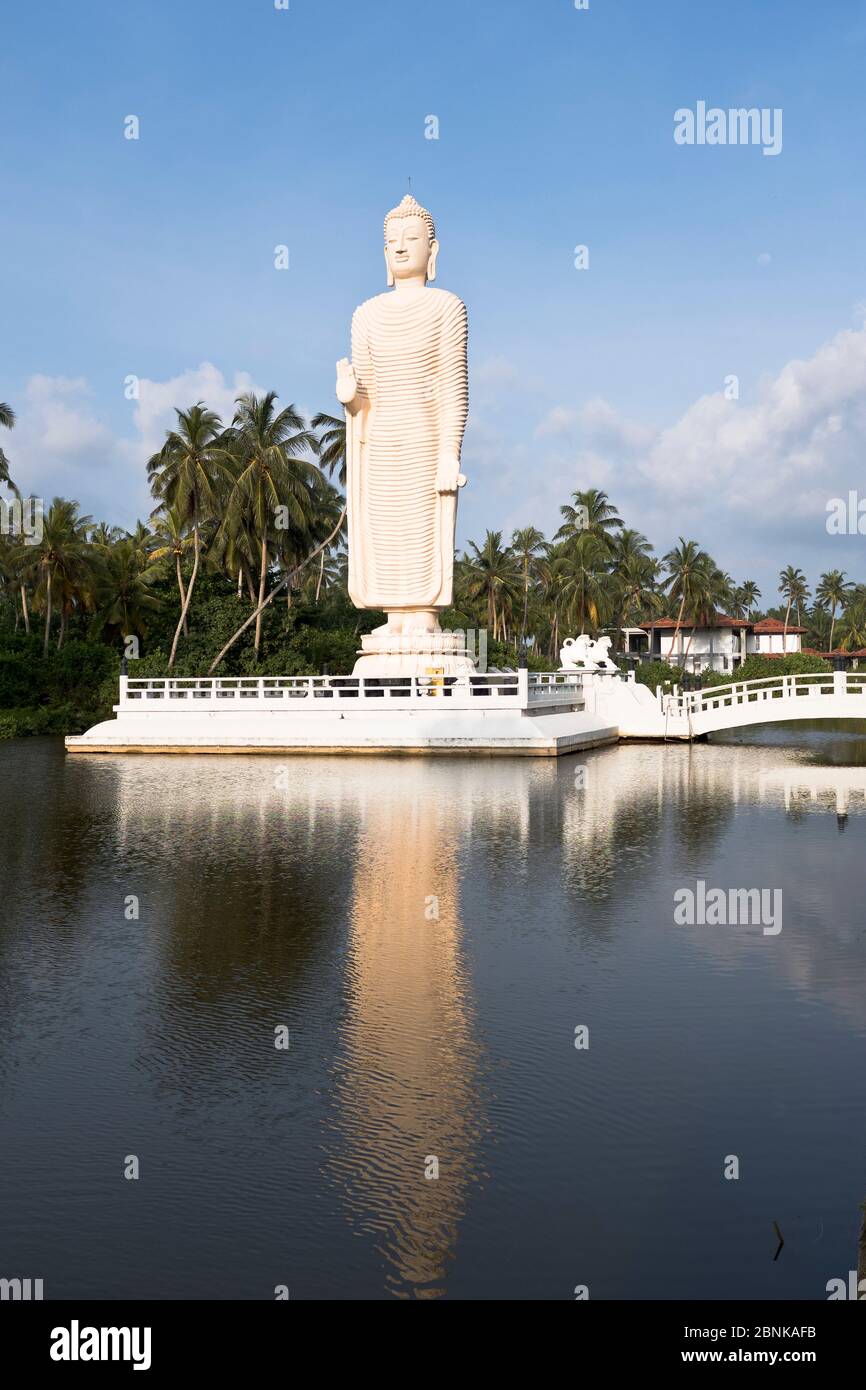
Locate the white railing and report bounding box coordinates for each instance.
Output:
[665,671,866,718]
[118,670,585,713]
[526,671,586,706]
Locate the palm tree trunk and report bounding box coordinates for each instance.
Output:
[169,525,200,670]
[254,535,268,658]
[783,599,792,645]
[315,550,325,604]
[43,569,53,655]
[20,584,30,635]
[667,594,687,659]
[829,608,836,653]
[550,607,559,661]
[236,568,243,600]
[175,556,189,636]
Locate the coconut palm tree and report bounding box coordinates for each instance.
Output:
[218,392,319,659]
[30,498,92,654]
[556,487,622,552]
[89,521,125,548]
[732,579,761,619]
[680,558,731,664]
[0,535,17,624]
[305,474,347,604]
[89,538,161,643]
[815,570,852,652]
[310,412,347,488]
[779,565,809,643]
[148,403,223,667]
[611,528,653,567]
[463,531,521,642]
[615,549,662,644]
[662,538,709,660]
[0,401,16,492]
[558,531,609,635]
[839,586,866,652]
[511,525,546,645]
[537,544,569,661]
[273,470,345,610]
[149,505,195,636]
[208,454,258,602]
[0,532,35,633]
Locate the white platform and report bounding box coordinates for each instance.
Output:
[65,671,618,758]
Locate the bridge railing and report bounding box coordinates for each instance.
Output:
[118,671,585,713]
[670,671,866,716]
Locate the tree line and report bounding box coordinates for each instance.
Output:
[1,394,865,670]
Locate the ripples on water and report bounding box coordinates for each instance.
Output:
[0,724,865,1298]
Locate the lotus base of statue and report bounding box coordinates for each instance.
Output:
[353,627,477,677]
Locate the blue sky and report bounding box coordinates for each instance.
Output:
[2,0,866,599]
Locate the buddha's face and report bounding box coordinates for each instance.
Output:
[385,215,433,281]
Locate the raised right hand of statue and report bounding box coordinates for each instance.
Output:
[335,357,358,405]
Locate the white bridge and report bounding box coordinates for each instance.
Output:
[584,669,866,740]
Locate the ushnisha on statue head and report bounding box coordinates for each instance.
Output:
[383,194,440,287]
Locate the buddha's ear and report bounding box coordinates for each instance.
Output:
[427,239,440,283]
[384,248,394,287]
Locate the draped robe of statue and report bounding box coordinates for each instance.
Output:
[346,288,468,613]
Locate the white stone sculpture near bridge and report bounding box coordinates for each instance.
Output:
[559,635,618,672]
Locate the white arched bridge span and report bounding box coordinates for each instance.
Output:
[587,670,866,741]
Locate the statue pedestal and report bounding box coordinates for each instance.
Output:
[352,630,476,677]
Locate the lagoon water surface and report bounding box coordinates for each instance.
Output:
[1,727,865,1299]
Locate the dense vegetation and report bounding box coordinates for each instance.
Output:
[1,392,862,737]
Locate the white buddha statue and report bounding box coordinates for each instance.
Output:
[336,196,470,671]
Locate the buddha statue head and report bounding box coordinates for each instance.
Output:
[383,195,439,286]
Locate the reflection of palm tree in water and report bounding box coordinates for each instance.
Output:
[326,768,485,1299]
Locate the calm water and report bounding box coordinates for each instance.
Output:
[1,726,865,1300]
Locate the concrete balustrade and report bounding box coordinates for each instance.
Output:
[117,670,585,712]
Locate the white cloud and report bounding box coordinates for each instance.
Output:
[535,405,579,438]
[639,322,866,518]
[464,323,866,585]
[7,363,264,524]
[128,363,261,464]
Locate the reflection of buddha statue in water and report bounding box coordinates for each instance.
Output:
[327,766,484,1297]
[336,196,470,670]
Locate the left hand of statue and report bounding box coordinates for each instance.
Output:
[436,457,467,493]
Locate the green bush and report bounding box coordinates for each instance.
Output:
[0,703,101,740]
[633,659,684,690]
[50,639,117,699]
[703,652,831,687]
[0,651,48,706]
